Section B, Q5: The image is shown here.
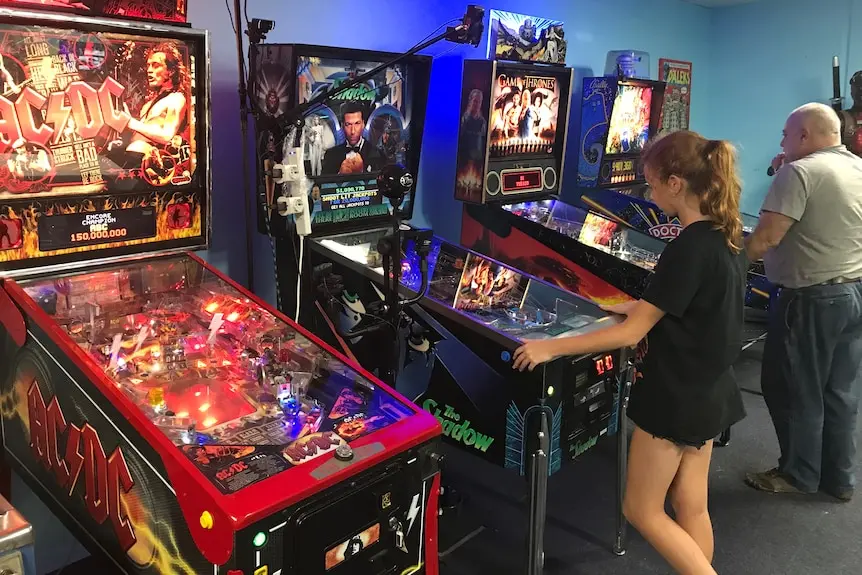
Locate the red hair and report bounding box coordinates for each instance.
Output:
[643,131,743,252]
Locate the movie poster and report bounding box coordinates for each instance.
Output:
[0,23,205,268]
[489,71,560,158]
[658,59,692,135]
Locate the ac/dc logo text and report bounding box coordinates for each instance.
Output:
[27,381,137,551]
[0,79,131,152]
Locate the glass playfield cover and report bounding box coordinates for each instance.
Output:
[18,253,415,493]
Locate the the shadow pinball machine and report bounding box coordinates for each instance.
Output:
[249,13,633,572]
[309,226,634,571]
[248,42,431,319]
[0,7,442,575]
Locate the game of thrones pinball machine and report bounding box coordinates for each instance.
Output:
[0,7,442,575]
[462,57,771,312]
[453,12,573,207]
[459,49,666,305]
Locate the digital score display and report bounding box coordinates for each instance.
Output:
[612,160,634,174]
[604,158,640,185]
[501,168,543,195]
[593,353,614,376]
[38,208,157,252]
[309,179,393,226]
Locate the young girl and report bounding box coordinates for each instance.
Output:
[513,131,747,575]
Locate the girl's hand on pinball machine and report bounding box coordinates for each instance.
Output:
[600,300,638,316]
[512,340,560,372]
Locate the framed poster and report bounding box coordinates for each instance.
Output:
[658,59,692,134]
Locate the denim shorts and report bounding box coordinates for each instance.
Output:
[650,433,709,450]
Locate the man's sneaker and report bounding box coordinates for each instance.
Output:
[821,486,854,502]
[744,468,809,494]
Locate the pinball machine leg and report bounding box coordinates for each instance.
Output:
[526,410,550,575]
[614,360,634,556]
[0,459,10,500]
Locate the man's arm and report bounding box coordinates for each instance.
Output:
[127,93,186,146]
[744,210,796,262]
[747,162,808,261]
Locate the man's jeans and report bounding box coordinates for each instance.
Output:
[762,280,862,493]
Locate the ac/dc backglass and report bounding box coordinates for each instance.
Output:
[0,19,209,275]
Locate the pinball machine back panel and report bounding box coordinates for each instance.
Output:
[249,43,432,237]
[454,59,573,205]
[576,77,665,189]
[0,10,209,277]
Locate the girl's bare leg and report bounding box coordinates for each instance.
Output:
[624,426,717,575]
[670,440,716,562]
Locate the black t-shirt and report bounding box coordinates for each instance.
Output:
[627,220,747,443]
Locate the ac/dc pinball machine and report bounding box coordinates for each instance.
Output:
[308,228,634,570]
[248,43,431,318]
[0,8,442,575]
[0,0,188,23]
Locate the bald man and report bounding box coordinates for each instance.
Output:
[745,103,862,501]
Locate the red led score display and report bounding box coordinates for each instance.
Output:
[594,353,614,376]
[501,168,543,194]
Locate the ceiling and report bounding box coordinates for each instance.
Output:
[681,0,759,7]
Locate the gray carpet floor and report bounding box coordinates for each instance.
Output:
[439,342,862,575]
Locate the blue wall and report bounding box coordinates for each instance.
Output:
[189,0,712,305]
[707,0,861,215]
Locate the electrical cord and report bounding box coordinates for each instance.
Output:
[415,18,461,48]
[224,0,236,34]
[296,234,304,322]
[845,0,854,90]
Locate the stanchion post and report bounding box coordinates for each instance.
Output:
[614,353,634,556]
